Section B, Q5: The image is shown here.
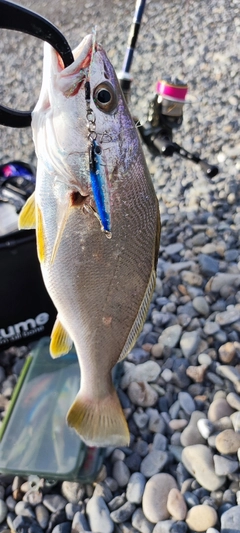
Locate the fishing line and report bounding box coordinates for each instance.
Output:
[84,28,112,237]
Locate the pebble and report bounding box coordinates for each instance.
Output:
[152,433,168,451]
[15,500,35,518]
[133,409,149,429]
[164,243,184,256]
[47,509,67,532]
[0,500,7,524]
[166,488,187,521]
[198,254,219,276]
[86,495,114,533]
[142,474,177,523]
[126,473,146,504]
[35,504,49,529]
[215,308,240,326]
[110,501,136,523]
[178,392,195,415]
[197,419,214,439]
[147,409,166,433]
[186,364,207,382]
[215,429,240,454]
[207,398,234,422]
[128,348,150,364]
[220,505,240,532]
[132,508,154,533]
[227,391,240,411]
[181,271,203,287]
[93,482,113,503]
[112,461,131,487]
[192,296,210,316]
[140,451,168,478]
[231,412,240,432]
[180,331,200,358]
[186,504,218,532]
[121,361,161,389]
[216,364,240,386]
[182,445,226,490]
[170,522,188,533]
[52,523,71,533]
[204,321,220,335]
[108,493,126,512]
[43,495,67,513]
[158,325,182,348]
[180,411,206,446]
[71,510,90,532]
[219,342,236,363]
[198,353,212,366]
[213,455,239,476]
[152,520,175,533]
[127,382,158,407]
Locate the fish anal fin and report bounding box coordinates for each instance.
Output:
[50,316,73,358]
[67,388,130,447]
[155,204,161,270]
[18,192,36,229]
[117,267,156,363]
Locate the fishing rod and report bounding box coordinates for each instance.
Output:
[118,0,146,100]
[118,0,218,177]
[0,0,74,127]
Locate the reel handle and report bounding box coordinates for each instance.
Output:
[199,159,219,178]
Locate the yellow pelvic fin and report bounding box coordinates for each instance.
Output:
[50,316,73,358]
[36,205,46,263]
[67,388,130,448]
[18,192,36,229]
[51,198,71,264]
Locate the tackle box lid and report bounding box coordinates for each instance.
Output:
[0,337,105,482]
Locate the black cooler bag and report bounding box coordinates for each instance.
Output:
[0,229,56,350]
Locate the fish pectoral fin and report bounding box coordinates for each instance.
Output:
[67,387,130,447]
[50,316,73,358]
[36,205,46,263]
[18,192,36,229]
[51,197,71,264]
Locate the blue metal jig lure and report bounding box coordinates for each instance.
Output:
[85,74,111,237]
[89,140,111,236]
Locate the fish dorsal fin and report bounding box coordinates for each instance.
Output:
[50,316,73,358]
[117,267,156,363]
[18,192,36,229]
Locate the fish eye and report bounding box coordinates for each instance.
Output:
[93,82,117,114]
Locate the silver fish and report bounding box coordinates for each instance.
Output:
[19,34,160,447]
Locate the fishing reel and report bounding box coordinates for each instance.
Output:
[137,77,219,178]
[0,161,35,212]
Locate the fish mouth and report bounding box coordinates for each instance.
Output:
[58,34,97,96]
[59,34,94,77]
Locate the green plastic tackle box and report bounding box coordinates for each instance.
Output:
[0,337,106,482]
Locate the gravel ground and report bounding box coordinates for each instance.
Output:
[0,0,240,532]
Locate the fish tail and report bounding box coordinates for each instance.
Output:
[67,387,130,447]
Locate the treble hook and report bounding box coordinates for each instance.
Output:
[0,0,74,127]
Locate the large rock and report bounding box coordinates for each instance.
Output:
[142,473,177,523]
[221,505,240,532]
[182,444,226,491]
[86,495,114,533]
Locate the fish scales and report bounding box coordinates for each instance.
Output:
[19,34,160,447]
